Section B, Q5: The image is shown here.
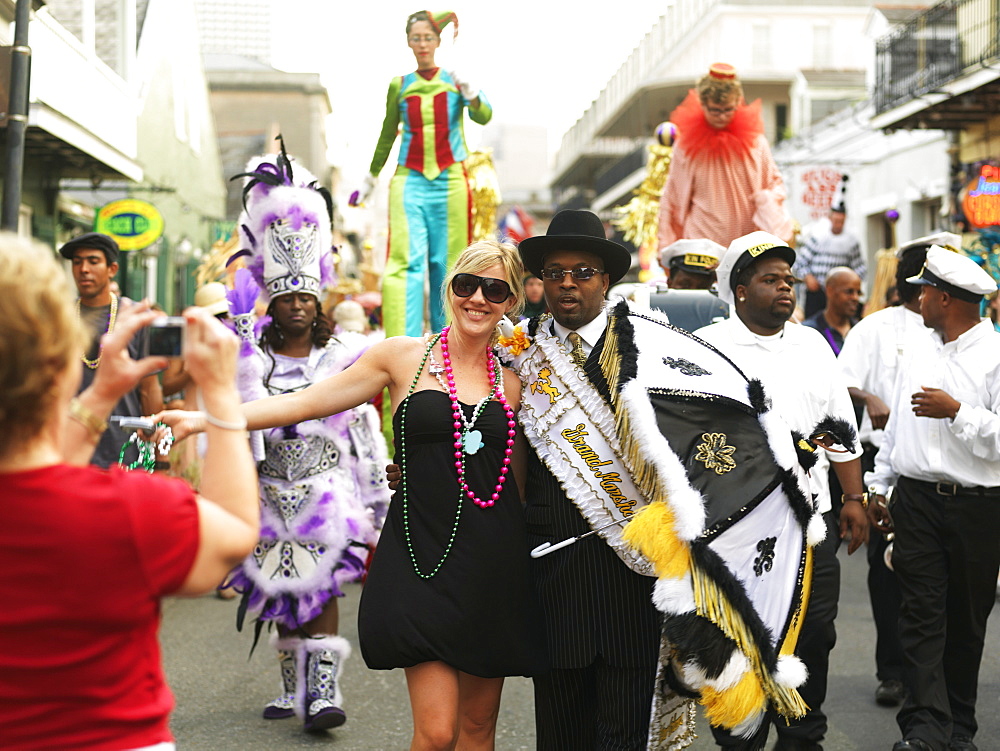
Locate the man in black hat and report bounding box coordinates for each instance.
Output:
[516,210,660,749]
[511,213,823,749]
[60,233,162,468]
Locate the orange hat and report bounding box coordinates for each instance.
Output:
[708,62,737,80]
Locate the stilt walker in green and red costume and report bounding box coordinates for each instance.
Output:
[350,9,492,339]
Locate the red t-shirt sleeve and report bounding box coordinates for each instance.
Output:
[113,469,201,596]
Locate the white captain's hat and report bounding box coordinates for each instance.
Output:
[659,238,724,276]
[906,245,997,302]
[715,231,795,306]
[896,231,961,259]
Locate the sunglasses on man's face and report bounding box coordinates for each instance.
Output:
[540,267,605,281]
[451,273,513,304]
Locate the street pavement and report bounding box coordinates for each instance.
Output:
[162,544,1000,749]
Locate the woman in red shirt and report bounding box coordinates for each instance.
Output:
[0,234,259,751]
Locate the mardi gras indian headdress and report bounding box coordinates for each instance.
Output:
[225,137,338,460]
[228,135,336,308]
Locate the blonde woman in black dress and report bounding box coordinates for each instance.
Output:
[162,239,546,751]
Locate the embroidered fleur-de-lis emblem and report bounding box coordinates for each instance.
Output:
[694,432,736,475]
[663,356,710,376]
[754,536,777,577]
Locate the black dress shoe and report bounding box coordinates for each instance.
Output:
[892,740,933,751]
[950,736,978,751]
[875,679,907,707]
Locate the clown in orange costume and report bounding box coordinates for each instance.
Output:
[657,63,794,250]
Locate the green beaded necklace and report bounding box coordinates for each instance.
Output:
[117,424,173,472]
[400,332,491,579]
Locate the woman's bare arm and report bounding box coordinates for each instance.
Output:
[174,309,259,595]
[243,338,400,431]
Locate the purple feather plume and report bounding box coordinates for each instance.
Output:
[228,268,261,316]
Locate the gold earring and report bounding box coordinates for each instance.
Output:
[739,296,746,302]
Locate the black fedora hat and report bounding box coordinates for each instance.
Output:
[519,209,631,284]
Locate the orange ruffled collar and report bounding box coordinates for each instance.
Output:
[670,90,764,161]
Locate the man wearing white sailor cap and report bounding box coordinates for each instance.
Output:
[657,238,724,290]
[837,231,953,710]
[867,245,1000,751]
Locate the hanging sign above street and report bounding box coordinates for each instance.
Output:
[962,165,1000,229]
[95,199,164,250]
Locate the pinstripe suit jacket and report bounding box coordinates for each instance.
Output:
[523,324,661,669]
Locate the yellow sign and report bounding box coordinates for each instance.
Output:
[95,199,164,251]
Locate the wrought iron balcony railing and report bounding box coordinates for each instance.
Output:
[874,0,999,115]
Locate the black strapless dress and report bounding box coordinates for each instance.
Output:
[358,390,548,678]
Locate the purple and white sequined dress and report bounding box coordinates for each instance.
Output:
[231,329,390,628]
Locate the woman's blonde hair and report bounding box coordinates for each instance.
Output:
[0,233,83,458]
[443,239,526,321]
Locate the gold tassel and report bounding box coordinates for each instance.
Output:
[465,149,501,242]
[701,671,767,729]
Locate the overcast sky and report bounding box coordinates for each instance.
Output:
[272,0,668,182]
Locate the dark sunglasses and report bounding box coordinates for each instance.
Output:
[540,267,605,281]
[451,273,513,304]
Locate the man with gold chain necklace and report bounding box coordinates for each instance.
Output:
[60,233,162,468]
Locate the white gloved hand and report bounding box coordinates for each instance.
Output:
[349,173,377,207]
[450,70,479,102]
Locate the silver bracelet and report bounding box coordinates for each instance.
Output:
[196,392,248,431]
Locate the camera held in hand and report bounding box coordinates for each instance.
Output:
[147,317,186,357]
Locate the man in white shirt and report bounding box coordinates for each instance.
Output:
[838,233,951,709]
[696,231,868,751]
[867,247,1000,751]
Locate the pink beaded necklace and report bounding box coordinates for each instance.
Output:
[440,325,516,509]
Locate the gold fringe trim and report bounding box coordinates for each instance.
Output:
[692,566,808,720]
[701,669,767,729]
[598,314,623,403]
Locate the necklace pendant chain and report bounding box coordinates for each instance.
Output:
[440,325,516,509]
[78,294,119,369]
